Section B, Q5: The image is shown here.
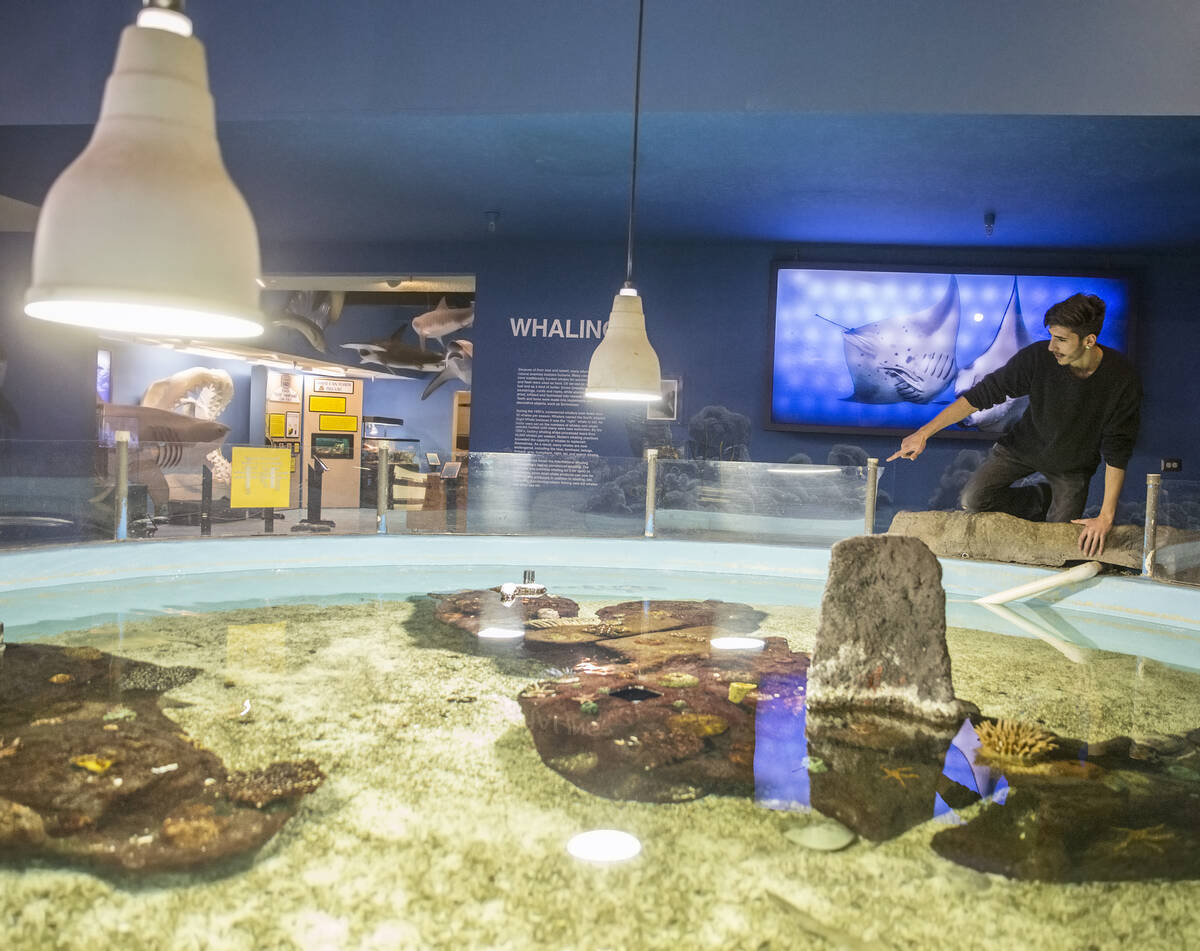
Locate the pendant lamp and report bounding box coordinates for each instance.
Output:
[25,0,263,339]
[585,0,662,401]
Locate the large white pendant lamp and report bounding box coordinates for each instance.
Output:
[25,0,263,339]
[585,0,663,402]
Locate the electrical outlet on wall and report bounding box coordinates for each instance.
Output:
[1162,458,1183,473]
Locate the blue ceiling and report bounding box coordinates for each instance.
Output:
[2,0,1199,249]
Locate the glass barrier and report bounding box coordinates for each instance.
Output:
[653,457,883,546]
[2,437,1190,592]
[1148,476,1200,585]
[0,439,108,546]
[465,452,646,537]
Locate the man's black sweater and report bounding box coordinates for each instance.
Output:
[960,342,1141,476]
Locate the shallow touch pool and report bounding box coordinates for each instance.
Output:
[2,536,1200,950]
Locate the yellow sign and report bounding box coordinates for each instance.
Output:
[308,394,347,413]
[230,446,291,508]
[319,414,358,433]
[268,412,286,437]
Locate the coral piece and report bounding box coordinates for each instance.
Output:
[222,761,326,809]
[975,719,1059,762]
[670,713,729,737]
[70,754,115,775]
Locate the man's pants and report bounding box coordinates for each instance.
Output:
[960,443,1091,523]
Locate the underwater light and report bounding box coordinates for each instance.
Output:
[710,637,765,651]
[477,627,525,640]
[566,829,642,863]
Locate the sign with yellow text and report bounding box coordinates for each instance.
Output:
[231,446,291,508]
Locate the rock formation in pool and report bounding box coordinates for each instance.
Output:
[807,533,975,724]
[435,553,1200,882]
[0,643,324,874]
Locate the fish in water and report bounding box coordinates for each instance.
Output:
[411,297,474,350]
[421,340,473,400]
[98,403,231,509]
[955,277,1034,432]
[271,290,346,353]
[826,276,960,404]
[341,329,447,374]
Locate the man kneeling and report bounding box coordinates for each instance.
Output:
[888,293,1141,557]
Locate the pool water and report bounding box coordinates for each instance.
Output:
[2,545,1200,950]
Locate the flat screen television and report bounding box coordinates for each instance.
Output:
[768,263,1135,435]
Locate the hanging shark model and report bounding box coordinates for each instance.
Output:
[420,339,473,400]
[341,330,447,374]
[954,277,1034,432]
[271,290,346,353]
[411,297,474,350]
[825,276,961,404]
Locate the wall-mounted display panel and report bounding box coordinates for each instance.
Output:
[768,263,1135,435]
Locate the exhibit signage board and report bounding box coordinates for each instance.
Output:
[230,446,292,509]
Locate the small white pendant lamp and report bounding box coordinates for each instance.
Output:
[585,0,662,402]
[24,0,263,339]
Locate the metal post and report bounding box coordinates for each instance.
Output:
[264,507,275,533]
[864,457,879,535]
[114,430,130,541]
[376,445,390,534]
[644,447,658,538]
[1143,473,1161,577]
[200,464,213,536]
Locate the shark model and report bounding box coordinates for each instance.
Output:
[411,297,474,350]
[341,329,447,375]
[98,402,231,511]
[420,339,473,400]
[271,290,346,353]
[954,277,1034,433]
[825,275,961,404]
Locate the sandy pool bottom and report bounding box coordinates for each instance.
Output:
[3,596,1200,951]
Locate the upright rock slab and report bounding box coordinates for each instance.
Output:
[808,535,967,723]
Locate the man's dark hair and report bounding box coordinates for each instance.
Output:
[1043,293,1106,339]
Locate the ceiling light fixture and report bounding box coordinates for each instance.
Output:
[24,0,263,339]
[585,0,662,402]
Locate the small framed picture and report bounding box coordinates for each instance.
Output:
[440,461,462,479]
[426,452,442,468]
[647,378,679,421]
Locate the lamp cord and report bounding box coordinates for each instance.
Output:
[625,0,645,289]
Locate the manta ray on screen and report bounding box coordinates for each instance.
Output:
[954,277,1034,433]
[820,275,961,404]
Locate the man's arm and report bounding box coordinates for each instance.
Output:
[1071,464,1125,557]
[886,396,978,462]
